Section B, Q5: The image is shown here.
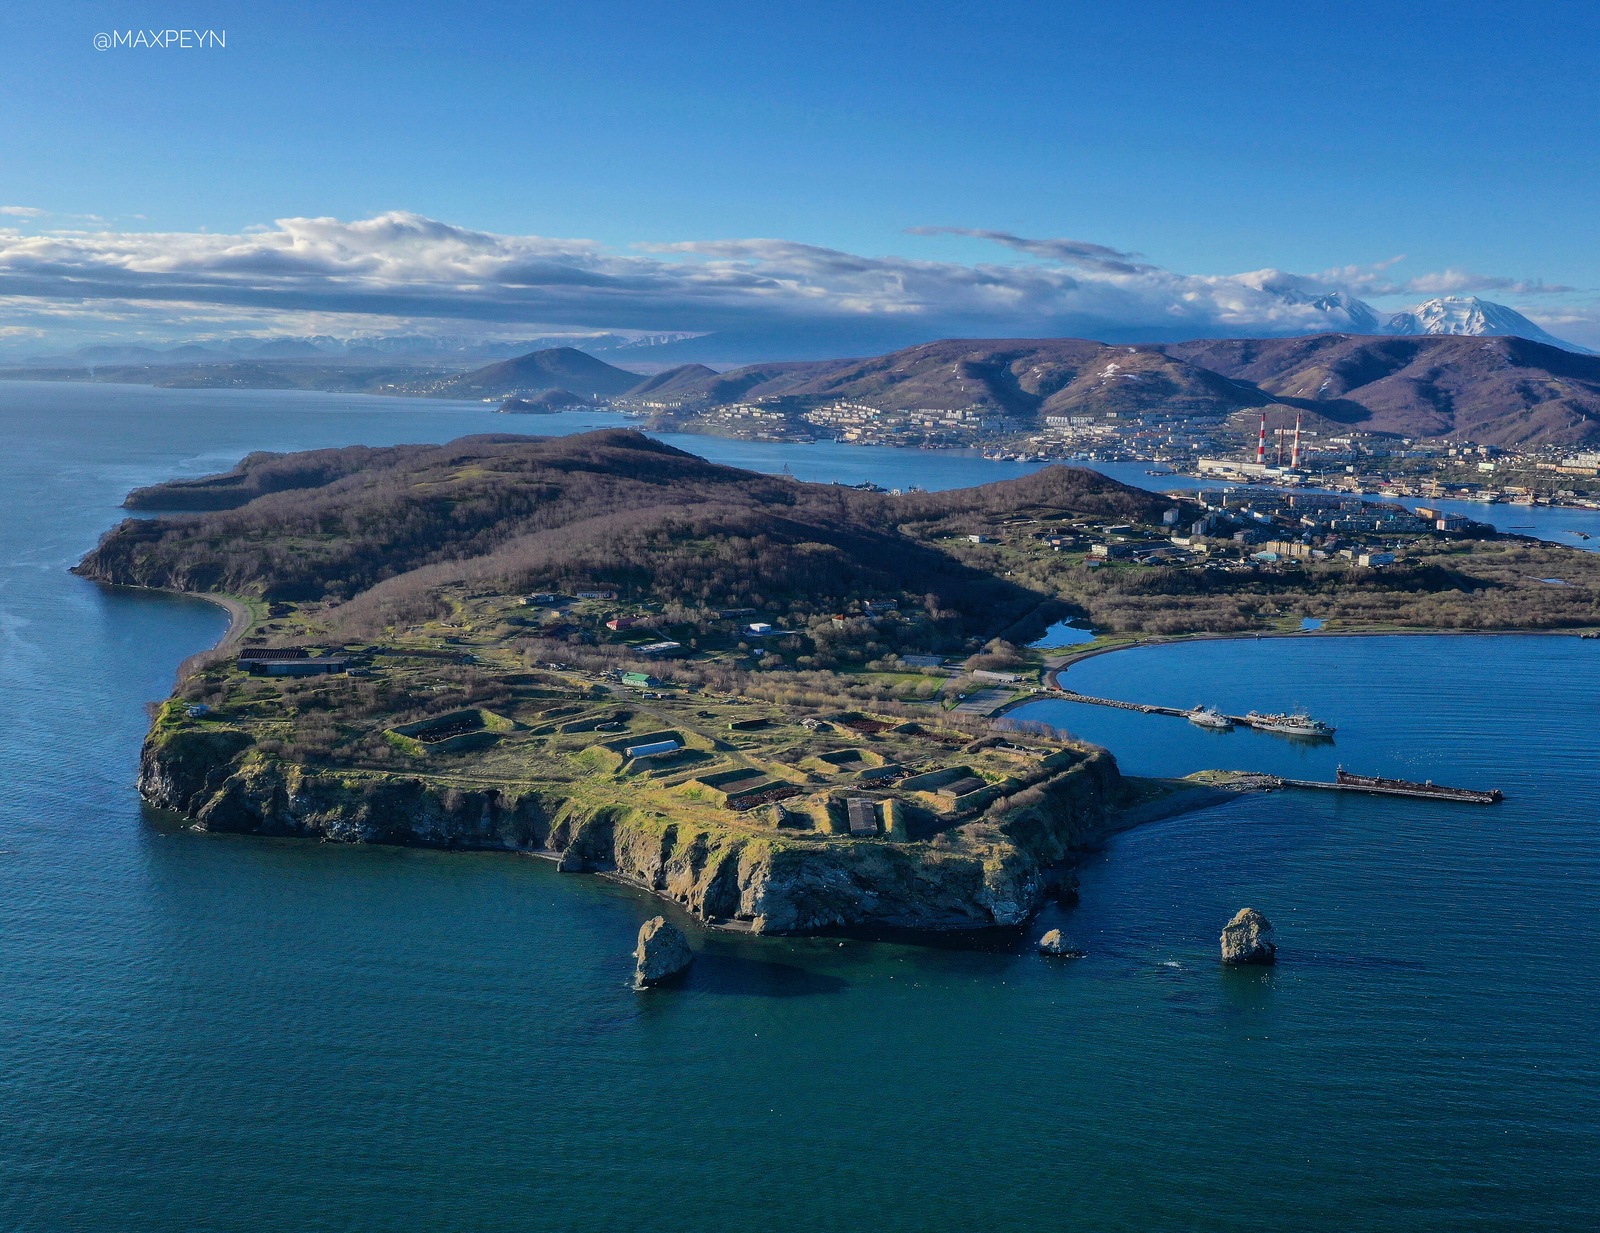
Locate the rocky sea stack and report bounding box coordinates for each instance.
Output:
[1219,907,1277,965]
[1036,928,1086,958]
[634,916,694,988]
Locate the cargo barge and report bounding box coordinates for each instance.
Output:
[1281,768,1503,804]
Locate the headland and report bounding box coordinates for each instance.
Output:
[75,429,1600,934]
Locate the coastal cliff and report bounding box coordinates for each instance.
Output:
[139,716,1125,934]
[105,430,1172,936]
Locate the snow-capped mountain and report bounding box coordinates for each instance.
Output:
[1307,291,1382,334]
[1385,296,1591,353]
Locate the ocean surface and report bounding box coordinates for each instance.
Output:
[2,380,1597,1232]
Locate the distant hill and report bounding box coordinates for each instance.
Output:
[624,363,719,397]
[770,339,1270,418]
[432,347,643,399]
[641,360,846,404]
[652,338,1271,420]
[1164,333,1600,445]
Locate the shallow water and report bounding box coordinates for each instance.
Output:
[1,381,1597,1232]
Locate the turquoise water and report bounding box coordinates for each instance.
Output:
[2,381,1598,1232]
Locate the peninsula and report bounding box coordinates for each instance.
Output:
[78,430,1600,933]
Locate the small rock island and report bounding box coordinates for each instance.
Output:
[1037,928,1086,957]
[1220,907,1277,965]
[635,917,694,987]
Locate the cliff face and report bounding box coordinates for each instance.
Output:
[139,725,1124,934]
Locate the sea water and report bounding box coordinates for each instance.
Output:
[1,380,1596,1232]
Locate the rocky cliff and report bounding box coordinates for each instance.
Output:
[139,718,1126,935]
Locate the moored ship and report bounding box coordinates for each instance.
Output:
[1187,705,1234,730]
[1334,769,1503,803]
[1244,709,1336,738]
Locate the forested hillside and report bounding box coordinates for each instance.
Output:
[80,430,1165,636]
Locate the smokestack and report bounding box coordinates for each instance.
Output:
[1291,413,1302,469]
[1257,413,1267,465]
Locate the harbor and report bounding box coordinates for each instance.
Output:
[1047,687,1336,738]
[1039,661,1505,803]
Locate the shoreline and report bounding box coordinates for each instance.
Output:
[195,592,252,646]
[1031,623,1592,690]
[172,592,251,684]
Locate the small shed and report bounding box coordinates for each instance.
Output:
[846,797,879,836]
[237,646,309,664]
[238,646,348,676]
[625,739,680,760]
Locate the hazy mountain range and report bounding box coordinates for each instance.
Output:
[7,295,1589,368]
[286,329,1600,449]
[10,295,1600,446]
[11,331,696,368]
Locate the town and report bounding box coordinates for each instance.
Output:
[610,392,1600,510]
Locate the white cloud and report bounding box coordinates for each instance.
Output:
[0,206,45,218]
[0,211,1583,351]
[1316,257,1575,298]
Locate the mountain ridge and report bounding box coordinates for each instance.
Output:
[612,333,1600,446]
[1163,332,1600,444]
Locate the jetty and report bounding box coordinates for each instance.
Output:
[1050,688,1332,737]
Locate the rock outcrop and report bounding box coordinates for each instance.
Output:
[137,720,1126,936]
[1219,907,1277,965]
[1036,929,1086,958]
[634,917,694,987]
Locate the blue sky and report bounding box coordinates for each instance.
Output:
[1,0,1597,353]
